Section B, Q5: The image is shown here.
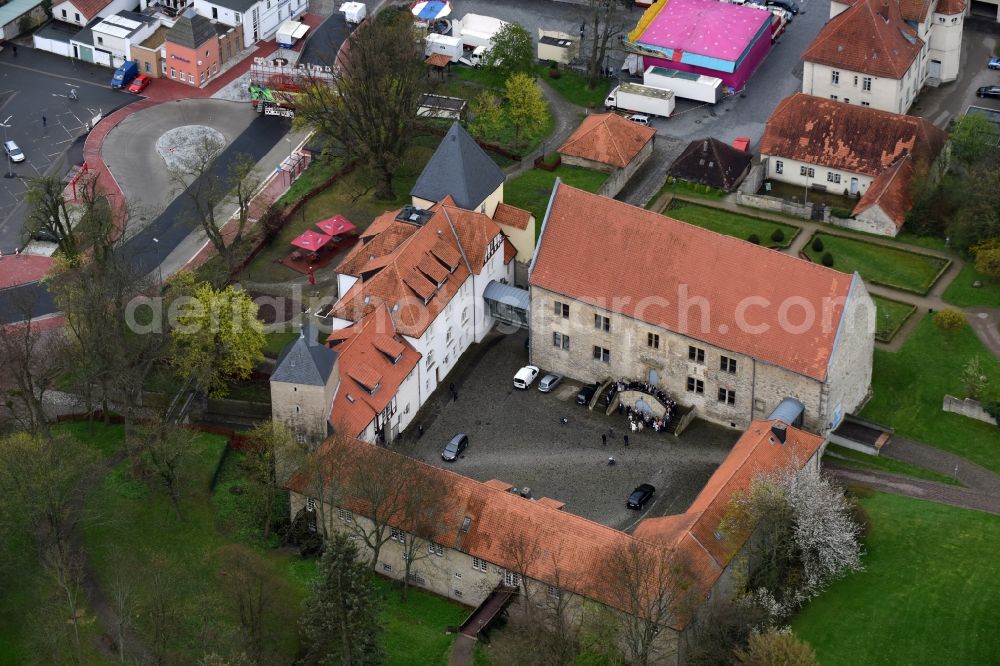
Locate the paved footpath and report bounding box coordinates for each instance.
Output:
[828,466,1000,516]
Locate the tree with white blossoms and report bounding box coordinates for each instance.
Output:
[722,465,862,622]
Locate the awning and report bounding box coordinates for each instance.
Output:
[316,215,356,236]
[291,230,332,250]
[425,53,452,68]
[411,0,451,21]
[484,280,529,311]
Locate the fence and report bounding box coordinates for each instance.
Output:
[942,395,998,426]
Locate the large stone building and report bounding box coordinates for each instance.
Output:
[286,419,827,664]
[528,182,876,433]
[760,93,948,235]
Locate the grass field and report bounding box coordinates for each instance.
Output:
[504,165,609,235]
[803,233,948,294]
[943,261,1000,308]
[664,201,799,248]
[871,295,916,343]
[646,180,726,210]
[793,492,1000,665]
[534,65,611,109]
[822,444,959,486]
[861,314,1000,474]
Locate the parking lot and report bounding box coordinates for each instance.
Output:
[396,329,740,532]
[0,47,137,254]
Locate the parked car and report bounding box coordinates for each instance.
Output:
[32,228,60,243]
[127,74,151,93]
[627,483,656,510]
[977,85,1000,99]
[627,113,651,126]
[3,140,24,163]
[766,0,799,14]
[538,373,563,392]
[576,382,600,406]
[441,433,469,462]
[513,365,540,389]
[989,56,1000,70]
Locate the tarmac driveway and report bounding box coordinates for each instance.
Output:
[397,329,740,531]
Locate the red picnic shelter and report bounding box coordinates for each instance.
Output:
[291,229,333,253]
[315,215,357,237]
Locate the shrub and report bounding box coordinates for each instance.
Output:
[771,228,785,243]
[830,207,853,219]
[748,234,761,245]
[933,308,967,331]
[821,252,834,267]
[811,236,824,252]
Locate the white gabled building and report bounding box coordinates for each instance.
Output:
[192,0,305,48]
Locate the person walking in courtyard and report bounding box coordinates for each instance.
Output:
[602,433,607,446]
[42,115,46,128]
[624,434,630,447]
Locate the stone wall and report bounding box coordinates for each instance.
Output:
[736,190,827,222]
[820,276,877,430]
[599,140,655,198]
[943,395,998,426]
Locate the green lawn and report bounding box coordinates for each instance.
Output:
[871,295,916,343]
[793,492,1000,665]
[861,314,1000,474]
[646,179,727,210]
[664,201,799,248]
[264,329,299,358]
[534,65,611,109]
[504,164,609,236]
[822,444,959,486]
[943,261,1000,308]
[803,233,948,294]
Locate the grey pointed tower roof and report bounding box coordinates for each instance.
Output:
[410,122,505,210]
[272,325,337,386]
[166,7,218,49]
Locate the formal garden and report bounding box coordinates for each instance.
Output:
[664,200,799,249]
[803,233,949,295]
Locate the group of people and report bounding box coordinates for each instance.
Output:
[606,378,678,434]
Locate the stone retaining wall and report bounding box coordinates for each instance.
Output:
[943,395,998,426]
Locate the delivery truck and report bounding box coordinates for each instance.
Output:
[642,66,722,104]
[111,61,138,89]
[454,13,508,49]
[605,82,675,117]
[425,33,463,62]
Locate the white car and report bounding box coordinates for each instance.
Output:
[4,140,24,163]
[513,365,540,389]
[627,114,651,126]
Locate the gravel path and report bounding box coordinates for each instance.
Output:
[883,437,1000,495]
[827,465,1000,516]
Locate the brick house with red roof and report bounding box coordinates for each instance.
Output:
[284,418,826,663]
[528,181,876,433]
[557,113,656,197]
[52,0,138,28]
[760,93,947,235]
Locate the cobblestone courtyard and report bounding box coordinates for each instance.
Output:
[396,330,741,531]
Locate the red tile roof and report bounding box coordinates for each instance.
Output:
[493,203,533,231]
[933,0,965,14]
[851,154,913,227]
[760,94,946,178]
[803,0,922,79]
[529,184,854,381]
[558,113,656,168]
[326,306,421,437]
[332,198,509,337]
[63,0,116,21]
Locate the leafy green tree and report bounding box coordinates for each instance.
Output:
[972,239,1000,279]
[482,22,534,80]
[933,308,967,331]
[733,629,818,666]
[299,533,383,666]
[961,356,989,400]
[950,114,998,166]
[505,73,549,146]
[470,91,505,139]
[168,274,265,398]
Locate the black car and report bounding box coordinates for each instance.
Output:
[441,433,469,462]
[977,86,1000,99]
[766,0,799,13]
[627,483,656,510]
[576,382,600,406]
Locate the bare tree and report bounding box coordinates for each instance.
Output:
[142,423,190,519]
[585,0,630,89]
[24,174,79,257]
[109,571,137,664]
[168,136,262,274]
[42,542,85,663]
[244,420,298,539]
[602,541,696,666]
[219,544,281,660]
[147,555,180,666]
[293,10,428,199]
[345,444,412,571]
[397,465,449,601]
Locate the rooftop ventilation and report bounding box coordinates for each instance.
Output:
[395,205,433,226]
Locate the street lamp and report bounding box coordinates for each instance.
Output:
[1,115,13,179]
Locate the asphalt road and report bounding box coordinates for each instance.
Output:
[0,46,138,254]
[298,12,350,66]
[0,114,291,324]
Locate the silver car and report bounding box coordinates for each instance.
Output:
[3,140,24,163]
[538,373,563,392]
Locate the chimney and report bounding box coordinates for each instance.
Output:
[770,422,788,444]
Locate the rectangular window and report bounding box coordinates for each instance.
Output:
[382,563,392,572]
[429,543,444,557]
[97,36,103,45]
[504,570,521,587]
[720,356,737,373]
[861,101,870,107]
[774,160,783,174]
[472,557,488,572]
[337,508,353,523]
[718,388,736,406]
[200,71,206,83]
[686,377,704,394]
[554,301,569,318]
[74,12,80,21]
[61,8,66,17]
[827,172,841,184]
[854,75,859,86]
[688,346,705,363]
[144,61,151,72]
[170,67,176,78]
[594,314,610,332]
[552,332,570,350]
[647,333,660,349]
[305,497,317,511]
[800,166,815,177]
[862,77,872,92]
[593,346,610,363]
[212,6,218,18]
[830,95,838,101]
[188,73,194,83]
[390,527,406,544]
[831,70,840,84]
[547,585,561,599]
[425,350,434,370]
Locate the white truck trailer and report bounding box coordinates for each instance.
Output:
[425,33,463,62]
[605,82,675,117]
[454,13,508,49]
[643,66,722,104]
